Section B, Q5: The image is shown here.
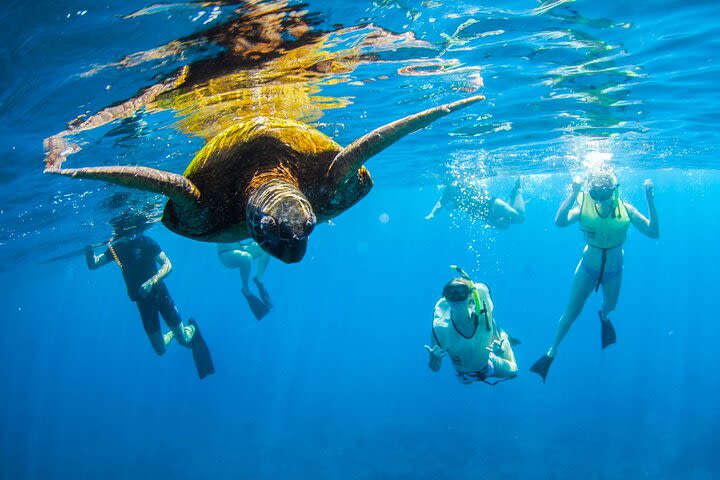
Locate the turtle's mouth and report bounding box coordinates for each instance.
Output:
[256,216,314,264]
[264,237,308,264]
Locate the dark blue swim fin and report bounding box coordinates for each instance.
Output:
[530,354,554,383]
[253,278,273,309]
[243,291,270,321]
[188,318,215,379]
[600,311,616,349]
[507,335,522,347]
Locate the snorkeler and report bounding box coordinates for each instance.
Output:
[530,172,659,383]
[217,240,273,320]
[85,215,214,379]
[425,266,519,385]
[425,177,526,229]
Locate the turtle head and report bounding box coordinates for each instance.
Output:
[247,180,317,264]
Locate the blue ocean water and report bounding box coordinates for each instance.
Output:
[1,1,718,479]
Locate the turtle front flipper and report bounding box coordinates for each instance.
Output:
[326,95,485,180]
[46,165,201,209]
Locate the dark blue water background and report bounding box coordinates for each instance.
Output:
[1,1,718,478]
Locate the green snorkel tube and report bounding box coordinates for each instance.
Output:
[450,265,491,331]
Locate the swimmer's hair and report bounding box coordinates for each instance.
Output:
[110,211,153,238]
[587,170,617,189]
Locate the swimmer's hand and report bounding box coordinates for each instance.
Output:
[644,179,654,200]
[43,133,80,170]
[139,279,155,298]
[424,214,434,221]
[424,344,447,359]
[486,339,505,356]
[572,176,583,193]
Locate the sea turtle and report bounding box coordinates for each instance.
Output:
[47,95,484,263]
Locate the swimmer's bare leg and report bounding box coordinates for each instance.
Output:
[237,255,253,296]
[509,177,526,217]
[547,259,596,358]
[254,253,270,283]
[253,254,273,308]
[600,272,622,321]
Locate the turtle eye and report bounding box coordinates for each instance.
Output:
[260,216,277,232]
[305,215,316,230]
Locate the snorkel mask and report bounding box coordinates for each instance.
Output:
[587,172,621,217]
[588,172,618,202]
[443,280,473,302]
[446,265,491,331]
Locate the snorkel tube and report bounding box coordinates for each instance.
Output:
[450,265,491,331]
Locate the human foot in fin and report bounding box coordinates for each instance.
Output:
[243,290,270,321]
[253,277,273,309]
[530,354,554,383]
[188,318,214,379]
[599,310,616,349]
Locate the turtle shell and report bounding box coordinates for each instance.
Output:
[161,117,373,242]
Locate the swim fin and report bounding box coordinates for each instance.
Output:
[253,277,273,309]
[507,335,522,347]
[530,354,554,383]
[188,318,215,380]
[600,311,616,349]
[243,291,270,321]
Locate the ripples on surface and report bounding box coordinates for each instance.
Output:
[0,0,718,264]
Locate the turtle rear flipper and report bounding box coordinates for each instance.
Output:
[326,95,485,179]
[46,165,201,209]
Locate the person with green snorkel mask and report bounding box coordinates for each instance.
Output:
[425,266,519,385]
[530,171,659,383]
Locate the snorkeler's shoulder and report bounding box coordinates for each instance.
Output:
[433,299,450,327]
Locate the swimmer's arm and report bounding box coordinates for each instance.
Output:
[427,334,443,372]
[491,332,518,378]
[555,176,583,227]
[626,180,659,239]
[555,193,581,227]
[85,246,110,270]
[149,252,172,285]
[427,307,445,372]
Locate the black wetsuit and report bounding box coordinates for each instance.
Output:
[103,235,182,335]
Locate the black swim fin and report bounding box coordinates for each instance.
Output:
[530,354,554,383]
[600,311,616,349]
[189,319,215,379]
[253,277,273,309]
[507,335,522,347]
[243,291,270,321]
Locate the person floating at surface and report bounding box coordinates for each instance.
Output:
[425,177,526,229]
[425,266,519,385]
[530,171,659,383]
[217,240,273,320]
[85,216,214,379]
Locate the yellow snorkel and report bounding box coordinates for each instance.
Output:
[450,265,491,331]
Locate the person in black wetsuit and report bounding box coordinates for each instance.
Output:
[84,217,213,378]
